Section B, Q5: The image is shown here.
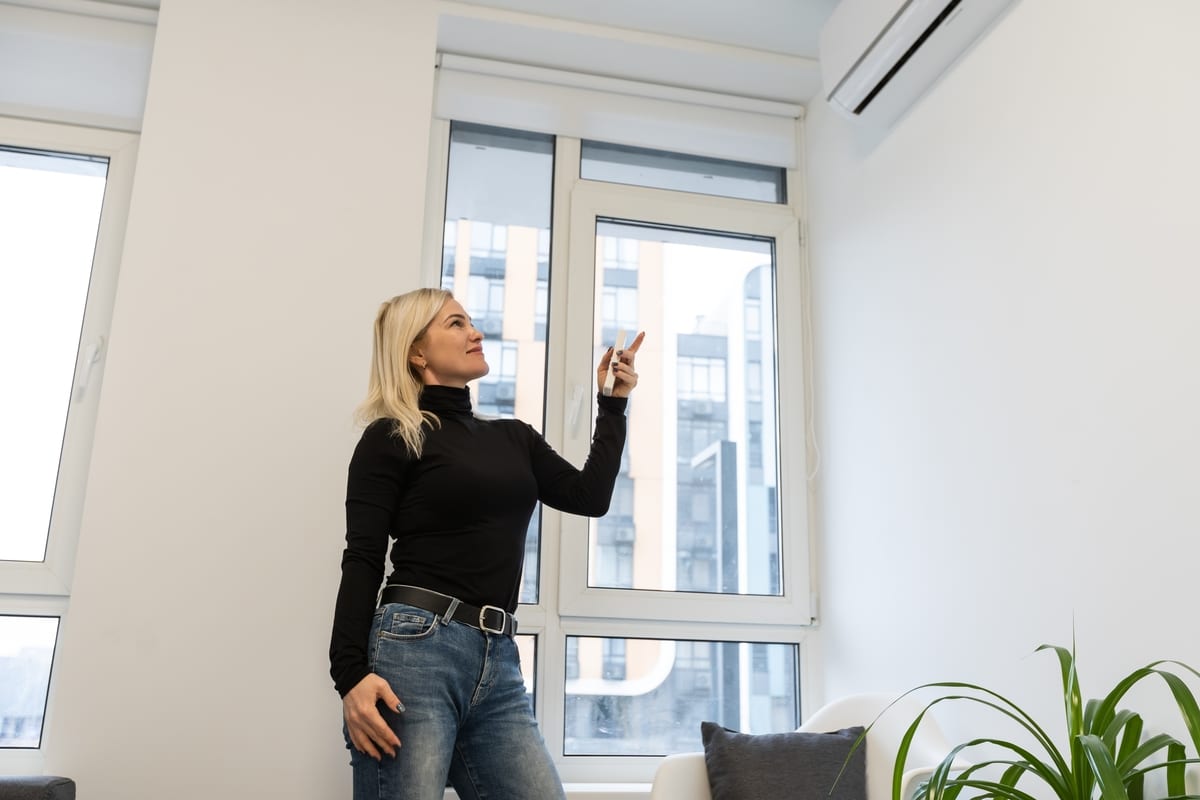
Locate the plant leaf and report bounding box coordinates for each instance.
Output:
[1079,733,1130,800]
[1038,644,1085,739]
[1167,742,1186,798]
[1116,732,1182,774]
[935,777,1044,800]
[929,737,1069,799]
[879,688,1070,800]
[1110,711,1142,762]
[1037,644,1087,800]
[1154,669,1200,755]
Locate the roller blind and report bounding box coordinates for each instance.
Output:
[434,54,802,169]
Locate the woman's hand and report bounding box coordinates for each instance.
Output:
[596,331,646,399]
[343,673,404,760]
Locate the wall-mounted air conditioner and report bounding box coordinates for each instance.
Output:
[818,0,1016,126]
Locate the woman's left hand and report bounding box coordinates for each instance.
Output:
[596,331,646,399]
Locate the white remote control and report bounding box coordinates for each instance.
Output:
[602,329,627,397]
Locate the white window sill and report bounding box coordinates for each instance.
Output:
[446,784,651,799]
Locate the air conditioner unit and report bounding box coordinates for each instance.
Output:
[818,0,1016,126]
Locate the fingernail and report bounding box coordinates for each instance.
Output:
[396,701,406,713]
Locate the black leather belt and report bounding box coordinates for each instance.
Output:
[379,584,517,637]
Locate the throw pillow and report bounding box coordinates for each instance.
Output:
[700,722,867,800]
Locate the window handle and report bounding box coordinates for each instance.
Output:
[567,383,585,436]
[74,335,106,400]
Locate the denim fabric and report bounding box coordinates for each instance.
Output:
[345,602,565,800]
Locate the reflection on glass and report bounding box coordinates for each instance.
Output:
[590,221,781,596]
[0,147,108,563]
[441,122,554,605]
[0,615,60,748]
[581,141,786,204]
[563,636,798,756]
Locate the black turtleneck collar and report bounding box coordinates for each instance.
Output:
[418,384,473,417]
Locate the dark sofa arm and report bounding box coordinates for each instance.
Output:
[0,776,76,800]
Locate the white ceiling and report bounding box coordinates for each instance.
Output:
[438,0,838,104]
[90,0,838,57]
[85,0,839,103]
[448,0,839,59]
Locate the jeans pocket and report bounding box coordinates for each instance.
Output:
[367,607,386,670]
[377,603,439,641]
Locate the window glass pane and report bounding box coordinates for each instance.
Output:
[0,615,60,748]
[581,141,785,204]
[516,633,536,698]
[563,636,798,756]
[441,122,554,605]
[0,147,108,563]
[590,221,781,596]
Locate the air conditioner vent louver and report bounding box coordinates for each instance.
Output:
[819,0,1017,127]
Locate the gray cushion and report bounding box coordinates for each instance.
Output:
[701,722,867,800]
[0,776,76,800]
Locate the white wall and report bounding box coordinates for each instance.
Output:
[807,0,1200,743]
[42,0,437,796]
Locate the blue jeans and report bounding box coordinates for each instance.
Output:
[345,602,566,800]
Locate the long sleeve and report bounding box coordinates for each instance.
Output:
[529,393,627,516]
[329,421,411,697]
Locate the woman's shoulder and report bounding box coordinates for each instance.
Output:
[354,418,408,458]
[360,417,397,439]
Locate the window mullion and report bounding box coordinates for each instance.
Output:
[535,134,582,770]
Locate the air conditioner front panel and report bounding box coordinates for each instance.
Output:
[819,0,1016,126]
[819,0,922,96]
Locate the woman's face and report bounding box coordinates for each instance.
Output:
[411,297,489,388]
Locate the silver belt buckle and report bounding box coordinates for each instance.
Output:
[478,604,508,635]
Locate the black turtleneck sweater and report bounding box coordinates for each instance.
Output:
[329,385,628,697]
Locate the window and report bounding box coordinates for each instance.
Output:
[0,616,59,748]
[426,120,809,783]
[0,117,137,767]
[563,637,798,756]
[581,140,787,204]
[1,147,106,565]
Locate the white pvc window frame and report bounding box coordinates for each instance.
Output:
[420,117,816,786]
[0,115,138,769]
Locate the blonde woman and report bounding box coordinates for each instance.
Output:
[329,288,644,800]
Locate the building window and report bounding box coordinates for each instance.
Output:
[0,118,136,755]
[430,119,809,781]
[564,637,798,756]
[0,616,59,748]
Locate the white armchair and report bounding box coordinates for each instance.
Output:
[649,692,957,800]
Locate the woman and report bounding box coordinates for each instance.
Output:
[329,288,643,800]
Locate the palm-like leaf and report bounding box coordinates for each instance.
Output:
[875,646,1200,800]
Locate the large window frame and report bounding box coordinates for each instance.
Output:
[421,121,814,785]
[0,115,138,773]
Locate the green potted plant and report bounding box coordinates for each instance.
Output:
[885,645,1200,800]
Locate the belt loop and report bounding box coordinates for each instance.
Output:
[441,596,460,626]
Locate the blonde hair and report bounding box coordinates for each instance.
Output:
[354,288,453,457]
